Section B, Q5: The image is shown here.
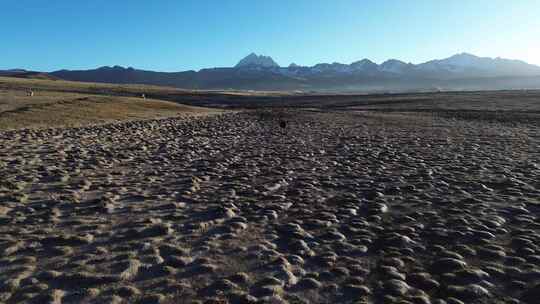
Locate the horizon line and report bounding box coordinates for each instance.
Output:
[2,51,538,73]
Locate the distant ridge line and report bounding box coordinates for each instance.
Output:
[3,52,540,92]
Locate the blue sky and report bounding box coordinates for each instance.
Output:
[1,0,539,71]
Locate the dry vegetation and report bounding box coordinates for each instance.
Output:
[0,76,539,303]
[0,78,223,130]
[0,76,187,96]
[0,76,289,98]
[341,90,540,113]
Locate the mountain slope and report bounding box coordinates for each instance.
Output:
[235,53,280,68]
[0,69,60,80]
[47,53,540,92]
[416,53,540,78]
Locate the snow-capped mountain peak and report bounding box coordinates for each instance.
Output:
[235,53,280,68]
[230,52,540,78]
[46,52,540,92]
[379,59,410,73]
[440,52,484,67]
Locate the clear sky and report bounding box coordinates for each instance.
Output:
[1,0,539,72]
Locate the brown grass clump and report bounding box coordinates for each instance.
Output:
[117,259,142,281]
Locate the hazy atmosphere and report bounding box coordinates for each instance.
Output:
[2,0,539,71]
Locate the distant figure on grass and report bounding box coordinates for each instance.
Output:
[141,93,146,99]
[27,89,34,97]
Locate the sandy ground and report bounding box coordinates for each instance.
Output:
[0,109,539,304]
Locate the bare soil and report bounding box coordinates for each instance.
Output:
[1,100,539,303]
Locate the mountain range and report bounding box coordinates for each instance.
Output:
[4,53,540,92]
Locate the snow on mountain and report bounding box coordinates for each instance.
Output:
[234,52,540,78]
[235,53,280,68]
[417,53,540,77]
[311,62,353,74]
[442,52,486,67]
[47,52,540,92]
[379,59,410,74]
[350,59,378,71]
[417,53,494,74]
